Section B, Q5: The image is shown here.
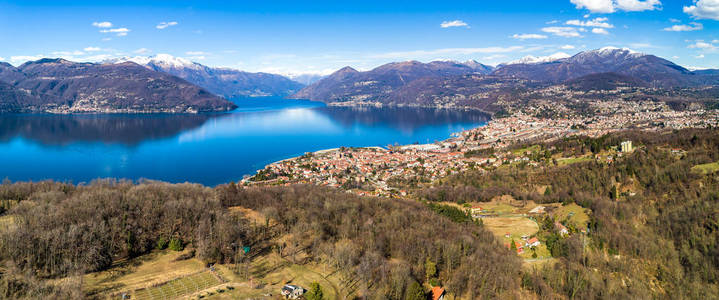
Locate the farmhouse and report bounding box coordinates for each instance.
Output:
[526,237,540,247]
[281,284,304,299]
[555,222,569,237]
[529,206,545,214]
[515,241,524,254]
[471,205,483,217]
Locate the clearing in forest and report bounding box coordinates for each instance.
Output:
[133,270,222,300]
[482,217,539,240]
[556,155,593,166]
[691,161,719,175]
[83,250,208,297]
[553,203,590,230]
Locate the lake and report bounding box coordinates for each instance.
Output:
[0,98,489,186]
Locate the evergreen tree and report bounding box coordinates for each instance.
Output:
[305,282,324,300]
[405,281,425,300]
[168,237,184,251]
[425,257,436,282]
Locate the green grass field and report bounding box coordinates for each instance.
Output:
[133,271,221,300]
[691,161,719,175]
[554,203,590,230]
[556,156,593,166]
[520,244,551,260]
[480,203,519,215]
[512,145,541,156]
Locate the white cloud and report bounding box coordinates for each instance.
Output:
[482,54,508,60]
[592,28,610,34]
[696,54,705,58]
[571,0,615,13]
[541,26,583,37]
[511,33,548,40]
[52,50,85,56]
[615,0,662,11]
[440,20,469,28]
[669,18,681,22]
[560,44,576,49]
[133,48,151,54]
[663,22,703,31]
[570,0,661,13]
[92,21,113,28]
[684,0,719,20]
[10,55,44,63]
[370,46,524,59]
[0,57,5,61]
[185,51,208,55]
[688,40,718,51]
[83,47,102,52]
[100,28,130,37]
[156,21,178,29]
[102,37,112,41]
[629,43,654,49]
[566,17,614,28]
[78,54,115,62]
[546,20,559,24]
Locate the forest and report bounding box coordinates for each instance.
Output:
[0,181,521,298]
[0,128,717,299]
[419,129,719,299]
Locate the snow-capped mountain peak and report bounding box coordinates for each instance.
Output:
[105,54,201,70]
[584,47,645,58]
[506,52,571,65]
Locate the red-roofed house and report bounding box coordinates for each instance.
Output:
[431,286,445,300]
[515,241,524,254]
[471,205,483,217]
[526,237,540,247]
[555,222,569,237]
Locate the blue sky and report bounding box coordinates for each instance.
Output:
[1,0,718,75]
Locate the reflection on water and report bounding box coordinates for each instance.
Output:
[0,114,213,146]
[0,98,489,185]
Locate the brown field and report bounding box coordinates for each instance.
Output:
[83,250,208,297]
[482,217,539,240]
[228,205,272,225]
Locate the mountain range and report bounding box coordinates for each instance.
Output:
[0,58,237,113]
[105,54,304,98]
[491,47,705,86]
[1,48,718,114]
[289,60,494,102]
[291,48,719,109]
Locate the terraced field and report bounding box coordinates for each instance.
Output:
[133,271,222,300]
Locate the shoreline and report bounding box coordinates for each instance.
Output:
[323,101,496,115]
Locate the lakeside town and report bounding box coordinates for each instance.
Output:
[244,100,719,198]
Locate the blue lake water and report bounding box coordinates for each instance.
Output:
[0,98,489,186]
